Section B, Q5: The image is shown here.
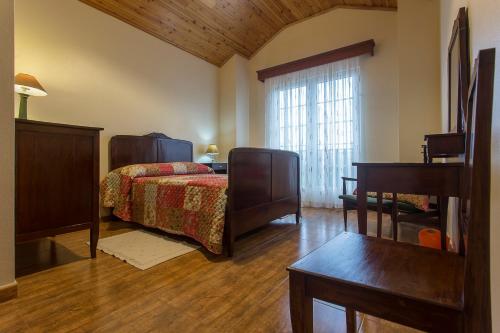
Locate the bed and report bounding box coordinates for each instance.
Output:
[101,133,301,256]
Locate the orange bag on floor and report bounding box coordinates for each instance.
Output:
[418,228,450,250]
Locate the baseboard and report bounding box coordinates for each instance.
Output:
[101,215,120,222]
[0,281,18,303]
[101,215,113,222]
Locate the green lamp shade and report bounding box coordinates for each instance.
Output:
[205,144,219,155]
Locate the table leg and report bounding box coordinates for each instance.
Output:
[289,272,313,333]
[356,170,368,235]
[346,308,357,333]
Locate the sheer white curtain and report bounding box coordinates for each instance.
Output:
[265,57,361,208]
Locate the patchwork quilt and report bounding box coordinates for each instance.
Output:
[100,162,228,254]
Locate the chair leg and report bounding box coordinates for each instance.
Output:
[343,204,348,231]
[376,193,383,238]
[290,272,313,333]
[392,193,398,241]
[346,308,356,333]
[458,213,466,256]
[439,197,449,250]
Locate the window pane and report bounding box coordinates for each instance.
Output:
[276,75,355,151]
[277,86,307,151]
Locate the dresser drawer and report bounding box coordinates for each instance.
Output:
[212,163,226,171]
[203,162,227,174]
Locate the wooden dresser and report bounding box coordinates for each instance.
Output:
[15,119,103,258]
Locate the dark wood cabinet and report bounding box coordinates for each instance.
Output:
[202,162,227,174]
[15,119,103,258]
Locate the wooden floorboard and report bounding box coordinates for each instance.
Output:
[1,209,422,332]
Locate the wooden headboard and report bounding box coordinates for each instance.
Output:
[109,133,193,170]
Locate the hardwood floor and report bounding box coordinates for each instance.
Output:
[2,209,422,332]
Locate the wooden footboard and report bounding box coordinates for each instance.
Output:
[225,148,301,256]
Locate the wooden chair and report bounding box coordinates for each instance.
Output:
[339,177,446,246]
[288,49,494,333]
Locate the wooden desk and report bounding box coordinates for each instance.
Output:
[353,162,463,235]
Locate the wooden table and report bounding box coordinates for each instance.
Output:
[353,162,463,235]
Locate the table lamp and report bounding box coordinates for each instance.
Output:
[15,73,48,119]
[205,144,219,162]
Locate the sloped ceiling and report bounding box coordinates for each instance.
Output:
[80,0,397,66]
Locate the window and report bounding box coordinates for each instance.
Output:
[265,59,361,208]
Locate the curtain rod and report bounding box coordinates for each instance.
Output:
[257,39,375,82]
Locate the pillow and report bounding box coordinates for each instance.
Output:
[101,162,214,209]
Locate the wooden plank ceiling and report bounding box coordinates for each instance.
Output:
[79,0,397,66]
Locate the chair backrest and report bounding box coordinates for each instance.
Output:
[461,48,495,333]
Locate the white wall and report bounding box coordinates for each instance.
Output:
[235,56,250,148]
[398,0,441,162]
[219,57,237,160]
[15,0,219,178]
[440,1,500,330]
[0,0,16,288]
[248,8,400,162]
[218,54,249,160]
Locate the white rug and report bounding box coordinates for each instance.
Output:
[91,230,200,270]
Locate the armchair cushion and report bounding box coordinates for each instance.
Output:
[352,189,430,211]
[339,194,424,214]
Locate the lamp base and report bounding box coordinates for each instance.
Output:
[207,154,218,163]
[18,94,29,119]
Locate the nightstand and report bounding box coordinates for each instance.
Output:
[203,162,227,174]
